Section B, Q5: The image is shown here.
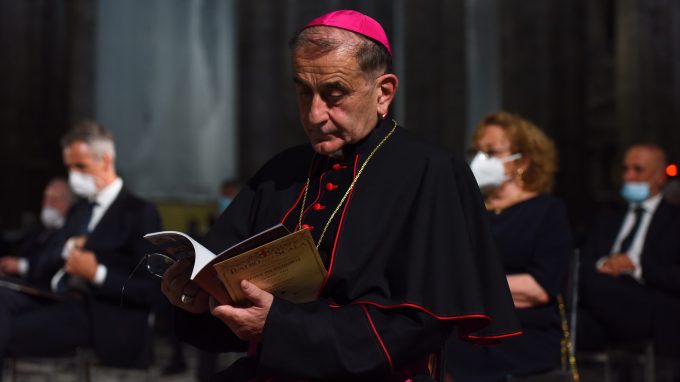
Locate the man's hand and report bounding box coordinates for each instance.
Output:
[161,259,210,314]
[71,236,87,250]
[64,248,99,281]
[597,253,636,276]
[0,256,20,275]
[211,280,273,342]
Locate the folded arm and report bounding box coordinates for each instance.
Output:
[506,273,550,308]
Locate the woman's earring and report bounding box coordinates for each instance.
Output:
[516,168,525,185]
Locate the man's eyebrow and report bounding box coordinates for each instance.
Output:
[320,81,350,91]
[292,78,350,92]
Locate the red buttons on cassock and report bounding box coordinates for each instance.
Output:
[325,182,338,191]
[312,203,325,211]
[332,163,347,171]
[301,224,314,230]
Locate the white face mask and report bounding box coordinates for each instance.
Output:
[69,170,98,199]
[469,152,522,190]
[40,207,65,229]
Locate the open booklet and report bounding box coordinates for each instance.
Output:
[143,224,327,305]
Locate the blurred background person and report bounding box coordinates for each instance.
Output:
[0,120,161,371]
[447,111,573,381]
[0,177,73,290]
[216,178,242,216]
[577,144,680,371]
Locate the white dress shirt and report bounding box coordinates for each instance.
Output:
[603,193,663,281]
[88,177,123,232]
[51,178,123,290]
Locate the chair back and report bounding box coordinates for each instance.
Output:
[557,249,581,382]
[427,345,445,382]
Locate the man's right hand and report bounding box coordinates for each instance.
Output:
[161,258,210,314]
[597,253,636,276]
[0,256,20,276]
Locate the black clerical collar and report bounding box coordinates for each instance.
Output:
[341,118,395,159]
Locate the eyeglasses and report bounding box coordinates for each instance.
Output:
[120,252,178,306]
[145,253,177,278]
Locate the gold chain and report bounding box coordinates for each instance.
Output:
[298,119,398,248]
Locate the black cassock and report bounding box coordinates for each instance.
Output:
[175,118,521,381]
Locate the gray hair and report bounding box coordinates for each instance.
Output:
[60,120,116,161]
[289,26,392,77]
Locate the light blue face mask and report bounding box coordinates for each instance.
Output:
[620,181,650,203]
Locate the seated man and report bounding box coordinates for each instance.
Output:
[0,121,161,368]
[161,10,520,382]
[578,144,680,360]
[0,177,73,289]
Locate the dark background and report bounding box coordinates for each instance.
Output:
[1,0,679,244]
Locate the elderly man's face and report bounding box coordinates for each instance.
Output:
[293,47,382,156]
[622,146,667,196]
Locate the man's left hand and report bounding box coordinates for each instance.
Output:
[211,280,273,342]
[598,253,636,276]
[65,248,99,281]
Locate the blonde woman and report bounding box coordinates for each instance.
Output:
[448,111,573,381]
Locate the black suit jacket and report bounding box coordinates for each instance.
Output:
[58,187,161,367]
[581,198,680,353]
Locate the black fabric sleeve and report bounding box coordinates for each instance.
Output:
[578,214,611,276]
[641,228,680,296]
[526,200,573,297]
[204,182,259,253]
[258,298,453,381]
[643,259,680,296]
[27,231,68,287]
[173,308,247,353]
[93,201,162,308]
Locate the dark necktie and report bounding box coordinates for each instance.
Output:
[618,205,645,253]
[56,201,96,293]
[78,201,96,234]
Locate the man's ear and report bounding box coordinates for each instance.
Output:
[100,153,114,174]
[376,73,398,117]
[652,167,668,190]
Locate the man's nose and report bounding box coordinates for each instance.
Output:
[623,169,638,182]
[308,94,328,124]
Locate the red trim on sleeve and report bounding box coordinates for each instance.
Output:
[353,301,488,321]
[360,304,394,370]
[466,332,524,340]
[313,151,523,343]
[329,300,523,341]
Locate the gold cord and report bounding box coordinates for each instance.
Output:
[297,120,398,248]
[558,293,580,382]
